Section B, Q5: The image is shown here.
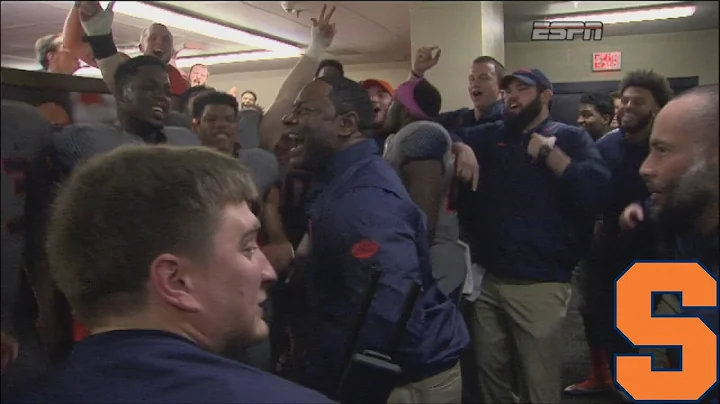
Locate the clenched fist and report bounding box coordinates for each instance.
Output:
[412,46,441,76]
[619,202,645,231]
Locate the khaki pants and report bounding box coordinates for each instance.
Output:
[387,361,462,404]
[470,274,572,404]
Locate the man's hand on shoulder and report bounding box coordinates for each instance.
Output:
[452,142,479,191]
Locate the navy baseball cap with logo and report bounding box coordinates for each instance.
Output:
[501,68,553,92]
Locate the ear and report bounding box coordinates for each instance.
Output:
[148,253,203,312]
[192,118,200,132]
[338,111,359,137]
[541,89,553,105]
[138,43,145,53]
[114,86,128,106]
[602,114,613,126]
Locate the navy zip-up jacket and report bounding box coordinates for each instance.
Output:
[455,119,611,282]
[591,128,657,270]
[290,139,469,395]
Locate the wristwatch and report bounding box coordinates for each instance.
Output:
[537,143,553,163]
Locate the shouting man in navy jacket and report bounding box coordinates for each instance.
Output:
[454,68,611,404]
[279,75,469,403]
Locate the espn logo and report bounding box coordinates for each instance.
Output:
[531,21,603,41]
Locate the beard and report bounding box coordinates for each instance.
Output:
[651,157,718,232]
[621,111,653,132]
[504,96,542,134]
[290,128,336,175]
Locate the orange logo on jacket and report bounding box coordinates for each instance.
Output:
[351,239,379,260]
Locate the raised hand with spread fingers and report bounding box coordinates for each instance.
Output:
[76,1,116,36]
[306,5,337,59]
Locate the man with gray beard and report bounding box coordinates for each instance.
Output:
[620,84,718,403]
[631,85,719,238]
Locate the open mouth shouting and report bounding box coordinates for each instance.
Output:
[287,132,305,155]
[151,101,169,121]
[152,49,166,59]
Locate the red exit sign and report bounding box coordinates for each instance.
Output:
[592,52,622,72]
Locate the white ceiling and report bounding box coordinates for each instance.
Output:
[0,1,258,69]
[1,1,717,74]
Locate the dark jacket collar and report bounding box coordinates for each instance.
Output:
[323,138,379,182]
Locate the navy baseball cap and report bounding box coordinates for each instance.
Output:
[501,68,553,92]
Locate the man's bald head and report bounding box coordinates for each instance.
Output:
[139,23,174,64]
[641,83,719,232]
[140,23,170,42]
[675,84,719,151]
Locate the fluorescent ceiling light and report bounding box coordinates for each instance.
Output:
[548,5,696,24]
[73,49,301,78]
[174,51,299,68]
[97,1,302,58]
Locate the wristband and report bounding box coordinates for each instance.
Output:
[85,33,118,60]
[304,44,326,60]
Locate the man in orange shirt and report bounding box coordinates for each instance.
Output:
[63,1,189,96]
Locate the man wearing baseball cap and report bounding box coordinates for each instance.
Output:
[359,79,395,132]
[452,67,611,404]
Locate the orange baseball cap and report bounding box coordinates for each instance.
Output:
[359,79,394,96]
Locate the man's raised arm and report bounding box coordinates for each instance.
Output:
[259,5,337,151]
[75,1,129,91]
[62,4,97,68]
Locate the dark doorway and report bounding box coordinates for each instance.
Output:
[550,76,699,126]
